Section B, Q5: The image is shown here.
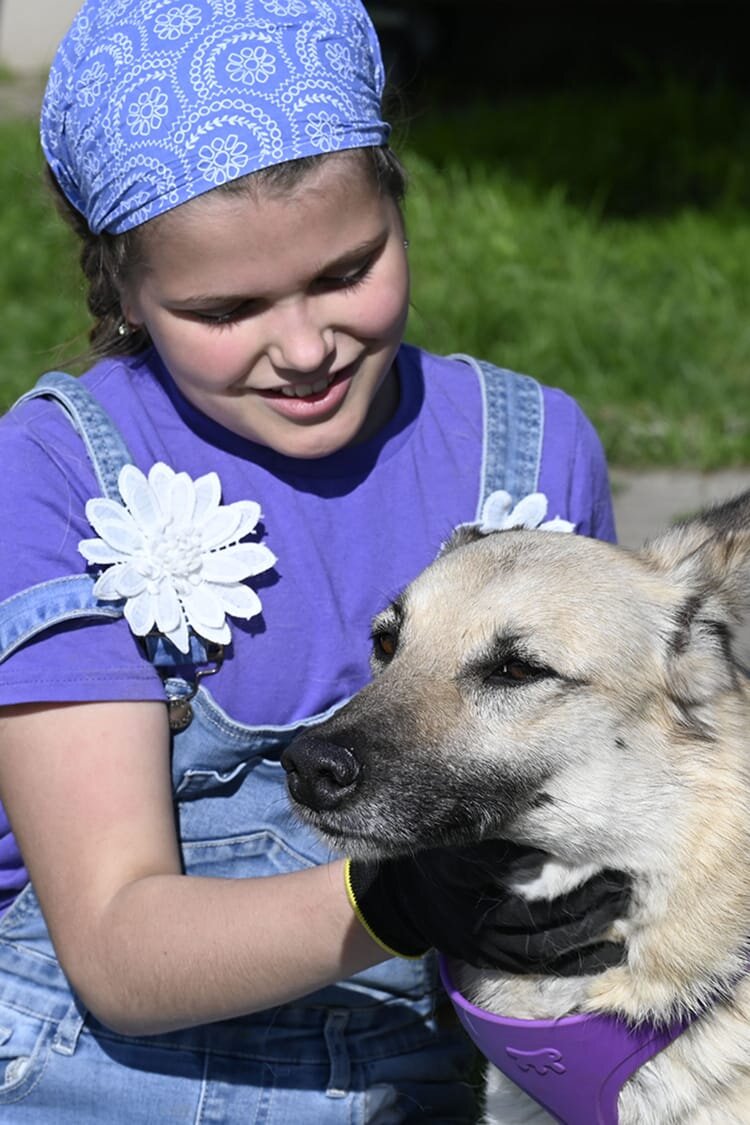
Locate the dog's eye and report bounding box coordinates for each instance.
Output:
[487,660,549,686]
[373,631,398,659]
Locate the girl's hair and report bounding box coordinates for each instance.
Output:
[46,146,408,360]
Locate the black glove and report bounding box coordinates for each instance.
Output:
[346,841,630,975]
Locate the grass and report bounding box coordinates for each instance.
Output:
[403,154,750,468]
[1,80,749,468]
[0,120,89,402]
[397,82,750,218]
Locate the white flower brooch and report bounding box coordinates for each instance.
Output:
[442,491,575,558]
[476,490,576,534]
[78,462,276,654]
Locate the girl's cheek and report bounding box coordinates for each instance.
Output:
[173,329,257,382]
[358,272,409,336]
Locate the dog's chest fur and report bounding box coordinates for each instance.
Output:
[457,844,750,1124]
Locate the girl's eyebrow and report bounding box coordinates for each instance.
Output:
[168,293,259,310]
[167,232,389,310]
[319,231,388,272]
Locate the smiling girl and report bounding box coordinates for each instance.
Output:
[0,2,625,1120]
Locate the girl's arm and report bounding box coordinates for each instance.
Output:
[0,700,382,1036]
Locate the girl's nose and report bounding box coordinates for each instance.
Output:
[267,302,335,374]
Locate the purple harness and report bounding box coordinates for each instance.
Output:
[439,957,696,1124]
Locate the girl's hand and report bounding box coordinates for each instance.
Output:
[0,701,382,1036]
[347,842,631,972]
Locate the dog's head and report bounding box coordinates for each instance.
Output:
[283,491,750,872]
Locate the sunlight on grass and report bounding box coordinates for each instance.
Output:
[0,121,89,406]
[403,153,750,467]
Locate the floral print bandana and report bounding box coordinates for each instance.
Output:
[41,0,390,234]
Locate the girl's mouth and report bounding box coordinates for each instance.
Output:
[257,365,355,419]
[279,373,336,399]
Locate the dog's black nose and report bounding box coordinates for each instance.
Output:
[282,735,361,811]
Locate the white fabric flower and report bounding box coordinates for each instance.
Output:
[79,463,276,653]
[478,490,576,535]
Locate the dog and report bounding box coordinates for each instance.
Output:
[283,489,750,1123]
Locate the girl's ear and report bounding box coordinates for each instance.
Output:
[117,291,143,331]
[117,282,134,320]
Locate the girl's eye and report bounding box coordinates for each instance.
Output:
[194,304,250,326]
[318,258,373,292]
[187,254,376,325]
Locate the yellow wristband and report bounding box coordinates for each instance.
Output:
[343,858,424,961]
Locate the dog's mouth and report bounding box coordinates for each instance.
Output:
[307,813,461,859]
[299,799,507,861]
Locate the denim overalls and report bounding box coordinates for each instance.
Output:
[0,357,542,1122]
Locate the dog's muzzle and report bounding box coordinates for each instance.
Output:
[282,735,362,812]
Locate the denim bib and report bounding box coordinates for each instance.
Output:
[0,359,542,1121]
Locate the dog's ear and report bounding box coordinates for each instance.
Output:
[643,490,750,605]
[642,490,750,694]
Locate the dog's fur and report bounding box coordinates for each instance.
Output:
[286,491,750,1123]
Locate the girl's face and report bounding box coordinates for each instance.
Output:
[122,154,409,459]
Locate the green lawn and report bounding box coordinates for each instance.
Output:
[0,119,88,400]
[403,152,750,468]
[1,82,749,467]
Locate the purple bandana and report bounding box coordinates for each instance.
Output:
[41,0,390,234]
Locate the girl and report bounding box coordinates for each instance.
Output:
[0,2,628,1120]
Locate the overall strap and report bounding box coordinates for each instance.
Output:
[0,575,125,665]
[13,370,134,500]
[1,372,212,669]
[450,354,544,518]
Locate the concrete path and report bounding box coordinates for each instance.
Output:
[611,468,749,548]
[0,0,79,73]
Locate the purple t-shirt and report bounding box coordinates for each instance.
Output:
[0,344,615,911]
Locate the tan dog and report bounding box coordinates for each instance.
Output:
[285,491,750,1124]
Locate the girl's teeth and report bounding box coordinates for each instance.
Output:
[280,377,331,398]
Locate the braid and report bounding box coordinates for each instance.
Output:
[44,166,149,359]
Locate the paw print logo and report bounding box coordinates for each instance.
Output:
[506,1047,566,1076]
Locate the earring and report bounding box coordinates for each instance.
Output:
[403,239,410,250]
[117,322,130,337]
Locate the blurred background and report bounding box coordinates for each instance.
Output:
[0,0,748,526]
